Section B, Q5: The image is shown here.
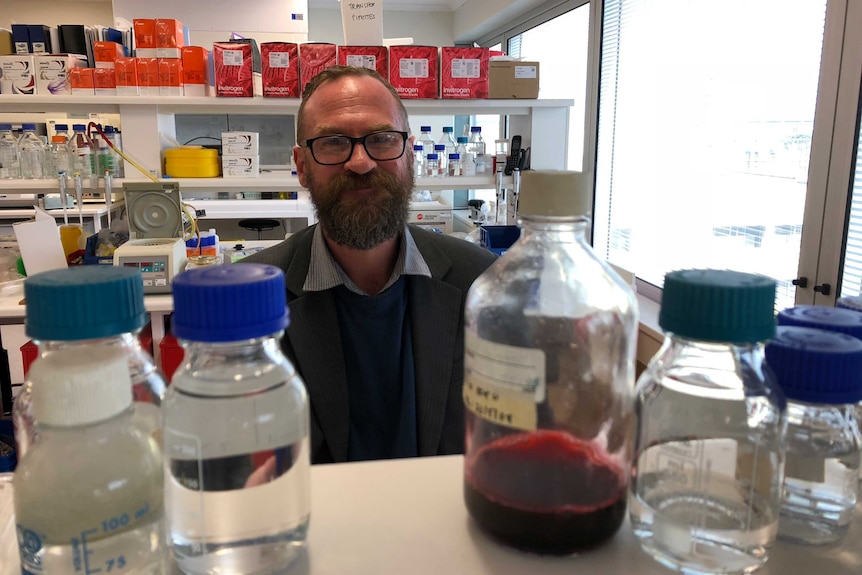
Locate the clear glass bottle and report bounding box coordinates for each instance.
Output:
[439,126,457,157]
[631,269,785,574]
[417,125,436,157]
[12,266,166,458]
[14,349,164,575]
[104,126,125,178]
[468,126,486,174]
[434,144,448,175]
[0,123,20,179]
[163,264,311,574]
[456,136,476,177]
[18,123,46,179]
[463,170,638,554]
[53,123,70,142]
[49,135,71,177]
[413,144,425,178]
[448,153,462,177]
[425,153,440,177]
[765,326,862,545]
[69,123,94,178]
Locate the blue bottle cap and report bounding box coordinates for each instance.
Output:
[765,326,862,404]
[426,153,439,160]
[21,123,36,131]
[471,126,482,132]
[55,124,68,131]
[25,267,147,341]
[172,264,289,342]
[443,126,454,133]
[413,145,423,151]
[434,144,446,151]
[420,126,432,132]
[0,124,11,131]
[457,136,468,144]
[449,153,460,160]
[777,305,862,339]
[72,124,86,131]
[660,269,776,343]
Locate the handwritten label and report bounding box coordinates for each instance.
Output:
[463,332,544,431]
[341,1,383,46]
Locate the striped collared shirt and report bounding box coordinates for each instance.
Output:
[303,225,432,295]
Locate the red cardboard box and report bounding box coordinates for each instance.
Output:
[299,43,336,93]
[158,58,183,96]
[440,46,489,99]
[214,42,260,97]
[93,67,116,95]
[70,67,95,95]
[115,57,138,95]
[337,45,388,80]
[94,41,125,69]
[261,42,299,98]
[181,46,211,97]
[133,19,156,58]
[137,57,160,95]
[155,19,185,58]
[389,45,438,99]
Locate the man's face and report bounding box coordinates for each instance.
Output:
[295,75,416,250]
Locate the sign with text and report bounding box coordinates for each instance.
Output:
[341,1,383,46]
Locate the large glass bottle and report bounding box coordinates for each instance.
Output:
[12,267,165,458]
[463,170,638,554]
[13,277,164,574]
[163,264,310,574]
[630,269,785,574]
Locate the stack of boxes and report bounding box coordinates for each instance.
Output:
[222,132,259,178]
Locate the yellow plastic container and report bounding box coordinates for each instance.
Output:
[164,147,220,178]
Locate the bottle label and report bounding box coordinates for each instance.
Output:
[463,332,545,431]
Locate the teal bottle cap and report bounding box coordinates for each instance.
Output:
[25,266,147,341]
[659,269,776,343]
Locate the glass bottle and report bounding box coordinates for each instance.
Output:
[413,144,425,178]
[448,153,462,177]
[0,123,20,179]
[417,125,436,157]
[463,170,638,554]
[69,123,94,178]
[13,270,165,575]
[163,264,311,574]
[18,123,46,179]
[49,135,71,177]
[425,153,439,177]
[765,326,862,545]
[104,126,125,177]
[631,269,785,574]
[456,136,476,177]
[439,126,457,157]
[434,144,447,176]
[12,266,166,458]
[468,126,486,174]
[53,123,70,142]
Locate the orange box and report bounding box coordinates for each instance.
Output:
[137,57,160,95]
[181,46,211,97]
[155,18,185,58]
[115,57,139,95]
[93,67,116,95]
[158,58,183,96]
[69,67,95,95]
[94,41,125,69]
[133,19,156,58]
[337,46,388,80]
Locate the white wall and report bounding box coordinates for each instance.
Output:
[0,0,114,29]
[308,8,454,46]
[454,0,548,42]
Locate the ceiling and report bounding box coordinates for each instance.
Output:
[307,0,469,11]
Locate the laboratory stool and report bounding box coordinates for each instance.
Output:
[238,218,281,240]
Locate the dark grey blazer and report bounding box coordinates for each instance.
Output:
[242,224,497,464]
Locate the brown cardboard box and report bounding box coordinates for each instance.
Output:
[489,60,540,99]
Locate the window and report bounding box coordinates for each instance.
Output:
[594,0,827,312]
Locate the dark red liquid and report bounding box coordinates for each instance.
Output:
[464,429,627,554]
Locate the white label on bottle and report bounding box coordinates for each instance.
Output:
[400,58,429,78]
[514,65,537,79]
[268,52,290,68]
[346,54,377,69]
[223,50,244,66]
[451,58,480,79]
[463,332,545,431]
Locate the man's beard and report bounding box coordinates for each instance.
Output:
[307,164,415,250]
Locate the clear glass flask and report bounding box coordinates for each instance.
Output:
[766,326,862,545]
[631,269,785,575]
[163,264,310,575]
[463,170,638,554]
[12,266,166,458]
[0,123,20,179]
[14,270,165,574]
[18,123,46,179]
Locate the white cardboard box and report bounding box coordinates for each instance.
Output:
[222,155,260,177]
[222,132,259,155]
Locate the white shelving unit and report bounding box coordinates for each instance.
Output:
[0,95,572,186]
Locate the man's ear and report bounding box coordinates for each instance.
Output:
[294,145,308,188]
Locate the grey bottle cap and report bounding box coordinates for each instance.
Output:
[518,170,591,217]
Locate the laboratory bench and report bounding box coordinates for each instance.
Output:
[0,200,125,235]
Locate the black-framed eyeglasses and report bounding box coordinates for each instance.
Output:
[303,130,409,165]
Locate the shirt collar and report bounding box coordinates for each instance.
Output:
[303,225,432,295]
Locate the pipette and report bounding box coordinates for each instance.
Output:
[104,169,112,228]
[57,171,69,225]
[74,172,84,226]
